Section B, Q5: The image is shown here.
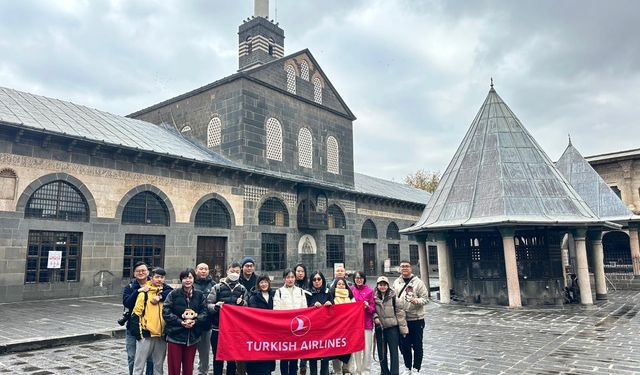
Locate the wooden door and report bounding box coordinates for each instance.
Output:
[363,243,377,276]
[197,236,227,280]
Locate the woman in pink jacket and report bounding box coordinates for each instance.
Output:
[349,271,376,375]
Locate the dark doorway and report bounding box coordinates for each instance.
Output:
[602,231,632,273]
[197,236,227,279]
[363,243,377,276]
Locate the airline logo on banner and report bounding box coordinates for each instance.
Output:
[216,302,364,360]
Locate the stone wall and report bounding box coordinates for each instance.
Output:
[590,158,640,214]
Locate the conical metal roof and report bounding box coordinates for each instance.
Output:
[556,141,638,223]
[404,87,614,233]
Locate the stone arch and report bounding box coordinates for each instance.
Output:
[257,195,290,227]
[361,219,378,239]
[386,222,400,240]
[16,172,97,219]
[602,230,632,269]
[115,184,175,225]
[190,193,236,227]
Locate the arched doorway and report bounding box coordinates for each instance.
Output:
[602,231,632,273]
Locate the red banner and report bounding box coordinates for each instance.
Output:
[216,302,364,360]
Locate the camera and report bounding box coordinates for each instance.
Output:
[117,310,131,326]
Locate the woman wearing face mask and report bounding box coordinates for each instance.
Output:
[305,271,333,375]
[273,268,309,375]
[163,268,209,375]
[247,275,276,375]
[329,277,355,374]
[348,271,376,375]
[206,262,247,375]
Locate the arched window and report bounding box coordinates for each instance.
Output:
[259,197,289,227]
[266,118,283,161]
[207,117,222,147]
[313,77,323,104]
[122,191,169,226]
[327,136,339,174]
[327,204,346,229]
[25,180,89,222]
[246,36,252,54]
[0,168,18,200]
[268,38,274,56]
[386,222,400,240]
[298,127,313,168]
[361,219,378,239]
[286,64,296,94]
[300,60,310,81]
[180,125,192,133]
[195,199,231,228]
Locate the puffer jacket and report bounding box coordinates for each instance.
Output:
[130,280,165,339]
[374,289,408,335]
[193,275,215,296]
[392,275,428,321]
[162,287,208,346]
[273,285,308,310]
[351,283,376,330]
[206,278,248,329]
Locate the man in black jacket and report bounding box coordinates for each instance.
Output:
[193,263,215,375]
[239,256,257,291]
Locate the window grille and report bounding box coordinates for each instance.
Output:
[602,231,633,272]
[313,77,323,104]
[207,117,222,147]
[410,244,419,265]
[327,136,339,174]
[515,232,558,279]
[286,64,296,94]
[428,245,438,265]
[25,180,89,222]
[327,204,346,229]
[266,118,283,161]
[261,233,287,271]
[388,244,400,266]
[122,191,169,226]
[25,231,81,283]
[298,127,313,168]
[386,222,400,240]
[451,232,504,279]
[361,219,378,239]
[123,234,165,278]
[326,235,345,268]
[259,197,289,227]
[316,194,327,212]
[195,199,231,228]
[300,60,310,81]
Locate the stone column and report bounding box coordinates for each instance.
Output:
[434,232,451,304]
[500,228,521,308]
[417,237,431,298]
[629,226,640,276]
[590,231,607,300]
[573,229,593,305]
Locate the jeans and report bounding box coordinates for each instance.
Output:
[126,330,154,375]
[399,319,425,371]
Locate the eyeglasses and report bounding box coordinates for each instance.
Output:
[312,278,322,281]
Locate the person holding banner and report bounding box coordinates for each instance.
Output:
[330,277,355,374]
[246,274,277,375]
[373,276,407,375]
[305,271,333,375]
[163,269,209,375]
[193,263,215,375]
[294,263,310,375]
[274,268,309,375]
[348,272,376,375]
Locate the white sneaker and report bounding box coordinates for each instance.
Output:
[401,369,412,375]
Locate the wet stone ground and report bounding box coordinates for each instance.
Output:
[1,291,639,374]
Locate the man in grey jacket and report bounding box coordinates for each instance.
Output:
[392,260,429,375]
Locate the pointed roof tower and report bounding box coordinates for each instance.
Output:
[556,141,638,223]
[405,84,616,233]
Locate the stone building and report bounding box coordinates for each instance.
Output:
[403,85,618,307]
[586,148,640,215]
[0,3,431,302]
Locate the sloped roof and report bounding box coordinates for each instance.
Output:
[354,173,431,205]
[403,87,615,233]
[556,141,638,223]
[585,147,640,164]
[0,86,238,168]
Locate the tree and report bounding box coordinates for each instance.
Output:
[405,169,440,193]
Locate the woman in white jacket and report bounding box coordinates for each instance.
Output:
[274,268,309,375]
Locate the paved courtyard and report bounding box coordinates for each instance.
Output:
[1,290,639,374]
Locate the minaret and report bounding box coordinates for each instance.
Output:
[238,0,284,71]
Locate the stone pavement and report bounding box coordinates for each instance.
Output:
[1,291,640,374]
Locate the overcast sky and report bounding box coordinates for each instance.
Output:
[1,0,639,182]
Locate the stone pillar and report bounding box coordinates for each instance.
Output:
[629,226,640,276]
[417,237,430,298]
[500,228,521,308]
[590,231,607,300]
[435,233,451,304]
[573,229,593,305]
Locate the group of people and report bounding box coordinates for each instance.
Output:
[122,257,429,375]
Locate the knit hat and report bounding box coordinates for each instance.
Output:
[376,276,389,285]
[241,257,255,267]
